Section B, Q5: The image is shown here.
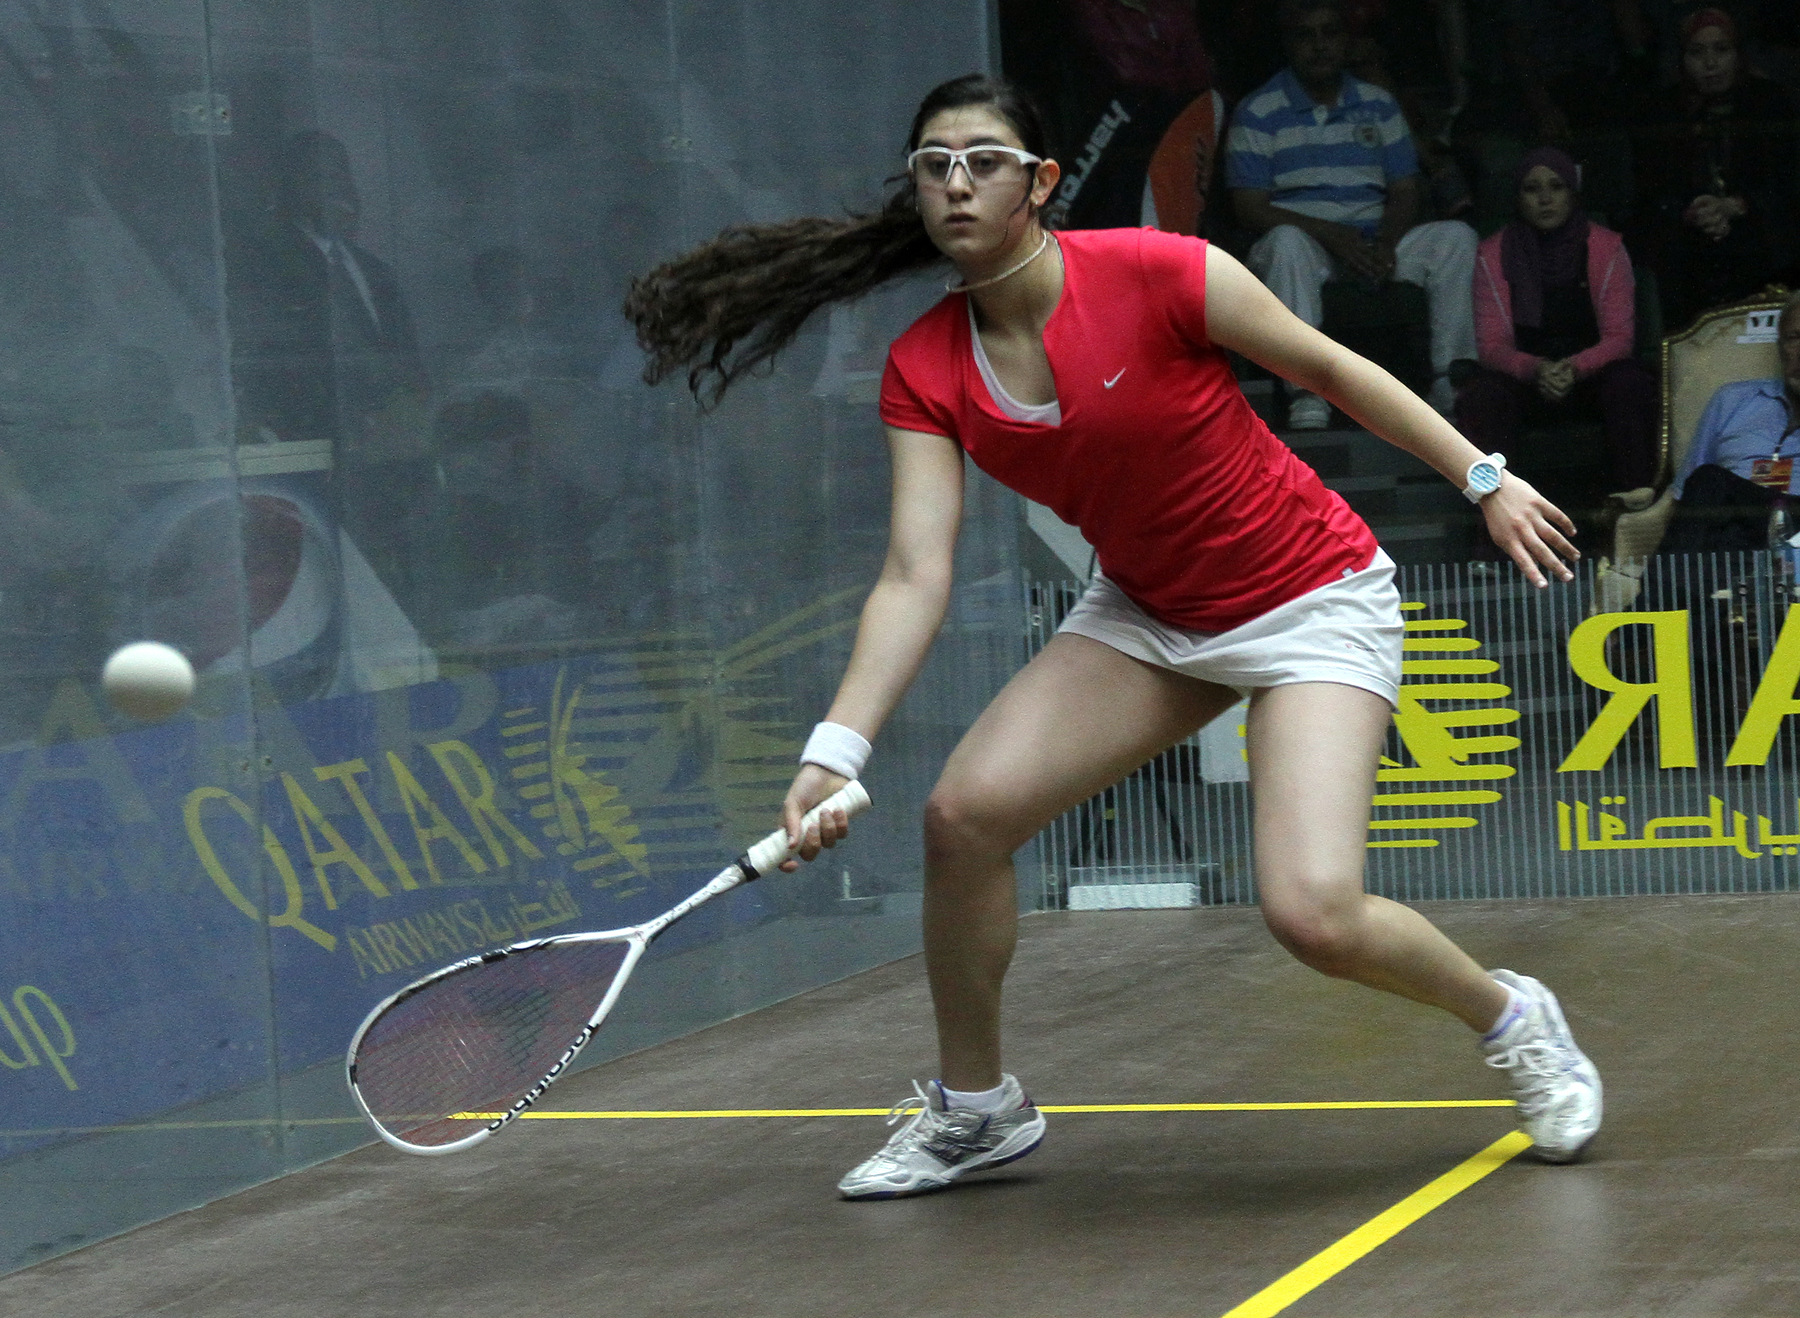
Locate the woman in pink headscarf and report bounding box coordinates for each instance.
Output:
[1459,146,1658,518]
[1629,7,1798,328]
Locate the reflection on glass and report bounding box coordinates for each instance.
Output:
[0,0,1002,1279]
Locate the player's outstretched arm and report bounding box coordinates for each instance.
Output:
[780,425,964,866]
[1201,243,1577,588]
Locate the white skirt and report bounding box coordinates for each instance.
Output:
[1057,549,1404,708]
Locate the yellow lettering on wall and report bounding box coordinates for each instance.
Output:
[385,753,487,883]
[1727,605,1800,766]
[281,773,391,909]
[365,922,419,969]
[183,787,338,950]
[428,740,546,867]
[12,987,76,1090]
[0,999,40,1069]
[347,928,393,978]
[313,759,421,889]
[185,788,264,923]
[1558,611,1697,771]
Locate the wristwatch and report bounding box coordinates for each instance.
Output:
[1462,453,1508,503]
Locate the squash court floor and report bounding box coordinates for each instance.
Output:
[1,893,1796,1318]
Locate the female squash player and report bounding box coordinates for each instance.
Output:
[627,73,1602,1198]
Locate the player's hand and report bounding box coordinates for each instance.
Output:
[1482,472,1578,587]
[780,763,853,871]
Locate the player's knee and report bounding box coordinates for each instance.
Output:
[922,785,1017,864]
[1263,897,1366,977]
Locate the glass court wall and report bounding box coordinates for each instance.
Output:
[0,0,1010,1273]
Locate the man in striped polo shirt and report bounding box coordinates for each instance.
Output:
[1227,0,1476,430]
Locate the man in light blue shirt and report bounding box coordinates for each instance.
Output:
[1661,292,1800,555]
[1226,0,1477,429]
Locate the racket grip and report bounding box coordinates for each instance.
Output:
[741,781,872,877]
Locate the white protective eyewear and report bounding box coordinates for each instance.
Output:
[907,144,1043,191]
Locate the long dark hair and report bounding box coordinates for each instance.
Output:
[624,73,1054,408]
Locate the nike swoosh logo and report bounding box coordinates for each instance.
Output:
[1103,370,1126,389]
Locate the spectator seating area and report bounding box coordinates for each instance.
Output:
[1594,288,1792,610]
[1005,1,1799,573]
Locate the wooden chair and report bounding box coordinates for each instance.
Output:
[1592,288,1790,612]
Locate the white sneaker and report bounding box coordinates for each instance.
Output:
[837,1074,1046,1199]
[1482,970,1603,1163]
[1286,392,1331,430]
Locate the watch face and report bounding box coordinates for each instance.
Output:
[1469,462,1501,493]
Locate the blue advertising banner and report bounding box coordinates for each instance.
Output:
[0,600,863,1154]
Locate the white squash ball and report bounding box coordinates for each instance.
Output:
[102,642,196,722]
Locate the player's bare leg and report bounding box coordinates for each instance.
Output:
[1245,681,1507,1028]
[922,633,1239,1090]
[836,634,1236,1198]
[1247,681,1601,1160]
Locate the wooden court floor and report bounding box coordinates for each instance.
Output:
[1,893,1795,1317]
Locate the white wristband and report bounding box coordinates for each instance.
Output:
[800,721,871,780]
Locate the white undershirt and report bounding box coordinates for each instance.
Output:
[968,300,1061,427]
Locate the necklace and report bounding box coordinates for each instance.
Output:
[946,231,1052,294]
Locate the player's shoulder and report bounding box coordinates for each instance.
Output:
[1061,226,1160,258]
[1057,226,1203,286]
[889,293,963,361]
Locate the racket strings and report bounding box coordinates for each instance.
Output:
[352,940,631,1148]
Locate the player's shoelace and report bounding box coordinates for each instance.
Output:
[1484,1039,1577,1117]
[886,1085,932,1126]
[867,1085,940,1160]
[870,1083,1000,1167]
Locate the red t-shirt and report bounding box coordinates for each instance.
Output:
[879,227,1377,632]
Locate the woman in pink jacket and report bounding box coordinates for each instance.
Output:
[1457,148,1658,512]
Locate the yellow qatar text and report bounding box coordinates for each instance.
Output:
[183,740,547,953]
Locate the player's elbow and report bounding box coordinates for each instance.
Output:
[874,553,954,618]
[883,548,953,592]
[1287,341,1357,403]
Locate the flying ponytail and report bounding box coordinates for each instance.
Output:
[624,73,1054,409]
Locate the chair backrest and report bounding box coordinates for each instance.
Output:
[1661,290,1790,484]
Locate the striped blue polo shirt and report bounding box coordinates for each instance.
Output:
[1225,68,1417,238]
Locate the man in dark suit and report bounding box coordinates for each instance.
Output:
[226,130,431,603]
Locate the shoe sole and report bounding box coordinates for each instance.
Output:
[1529,1139,1591,1165]
[839,1120,1047,1201]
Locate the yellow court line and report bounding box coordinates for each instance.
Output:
[1217,1130,1533,1318]
[450,1100,1515,1120]
[0,1101,1515,1138]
